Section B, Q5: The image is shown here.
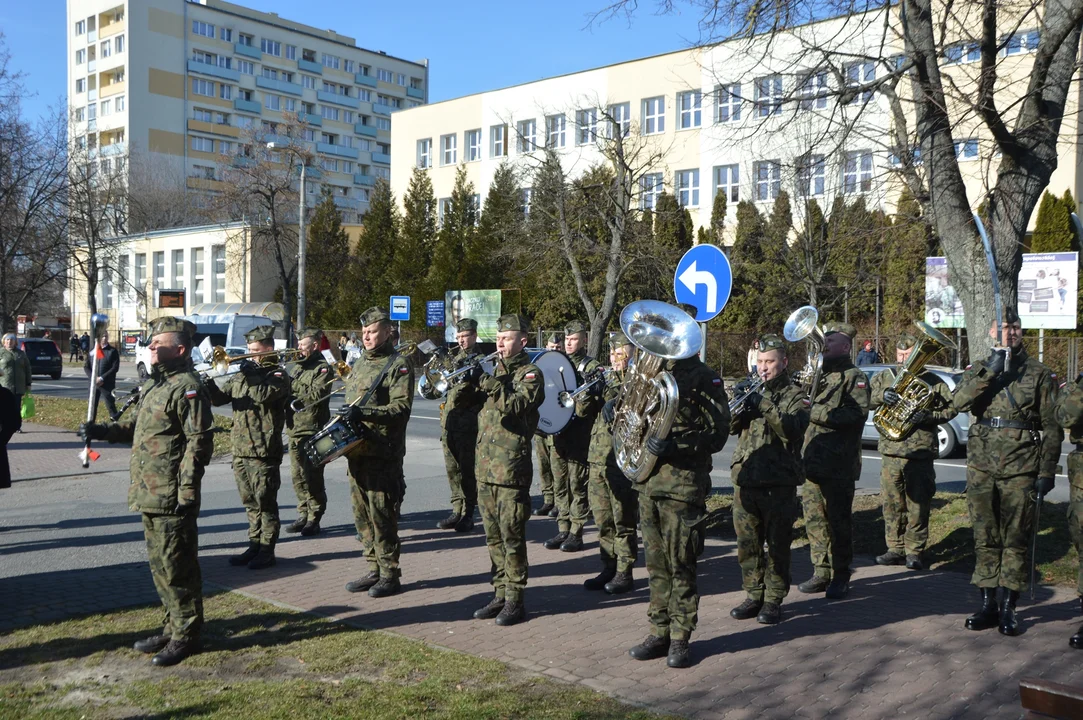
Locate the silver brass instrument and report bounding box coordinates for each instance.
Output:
[611,300,702,483]
[557,367,615,408]
[872,321,956,441]
[728,374,765,414]
[427,351,500,396]
[784,305,825,400]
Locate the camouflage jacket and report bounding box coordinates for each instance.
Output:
[441,346,485,434]
[475,351,544,487]
[287,353,334,438]
[1055,376,1083,488]
[869,367,957,460]
[802,356,870,482]
[104,357,214,513]
[578,368,623,467]
[954,347,1062,477]
[206,357,290,461]
[641,356,730,503]
[554,349,601,458]
[729,372,809,487]
[341,338,414,459]
[0,348,31,395]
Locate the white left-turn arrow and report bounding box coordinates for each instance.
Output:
[678,261,717,313]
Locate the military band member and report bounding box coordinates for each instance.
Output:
[79,317,213,666]
[341,308,415,598]
[205,325,290,570]
[799,322,869,600]
[1054,371,1083,649]
[544,322,600,552]
[285,329,334,537]
[626,342,729,669]
[435,318,485,532]
[533,333,561,517]
[728,333,809,625]
[870,333,957,570]
[578,332,638,594]
[472,314,544,627]
[954,310,1061,635]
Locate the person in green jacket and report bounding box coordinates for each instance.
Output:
[0,333,32,408]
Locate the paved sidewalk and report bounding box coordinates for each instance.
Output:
[9,423,132,481]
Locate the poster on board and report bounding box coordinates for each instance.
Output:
[444,290,502,342]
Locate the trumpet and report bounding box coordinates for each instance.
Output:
[729,374,765,414]
[427,351,499,396]
[205,345,302,375]
[557,367,615,408]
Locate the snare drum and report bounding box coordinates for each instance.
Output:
[529,350,575,435]
[304,417,363,467]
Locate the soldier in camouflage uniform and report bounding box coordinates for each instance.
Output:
[284,329,334,537]
[625,346,730,669]
[728,334,809,625]
[1054,371,1083,649]
[79,317,213,666]
[433,318,485,532]
[954,310,1061,636]
[533,333,562,517]
[870,333,957,570]
[544,322,600,552]
[341,308,415,599]
[799,322,870,600]
[205,325,290,571]
[577,332,638,594]
[472,314,544,627]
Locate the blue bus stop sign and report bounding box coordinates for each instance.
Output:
[390,296,410,321]
[673,244,733,322]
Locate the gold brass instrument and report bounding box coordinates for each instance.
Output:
[872,321,956,441]
[557,367,615,409]
[728,374,765,414]
[611,300,703,483]
[784,305,825,400]
[206,345,302,375]
[289,358,352,413]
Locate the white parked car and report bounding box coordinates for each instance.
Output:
[859,364,970,459]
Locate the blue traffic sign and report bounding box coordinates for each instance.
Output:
[426,300,445,327]
[390,295,411,321]
[673,244,733,322]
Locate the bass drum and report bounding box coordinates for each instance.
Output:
[529,350,575,436]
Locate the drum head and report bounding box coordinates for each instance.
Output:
[529,350,575,435]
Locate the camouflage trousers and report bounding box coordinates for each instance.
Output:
[232,457,281,547]
[551,443,590,534]
[348,456,405,579]
[639,492,706,641]
[478,483,531,603]
[288,435,326,522]
[143,511,202,641]
[880,455,935,555]
[733,483,797,604]
[967,467,1035,591]
[802,478,855,580]
[443,428,478,514]
[588,462,638,572]
[535,435,554,505]
[1068,453,1083,596]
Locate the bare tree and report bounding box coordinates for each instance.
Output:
[126,150,203,232]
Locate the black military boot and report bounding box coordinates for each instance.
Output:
[228,543,260,566]
[285,517,307,534]
[964,588,999,631]
[1071,599,1083,649]
[151,638,200,667]
[875,550,905,566]
[629,634,669,661]
[495,600,525,626]
[584,566,617,591]
[825,575,850,600]
[548,507,559,518]
[454,507,475,533]
[368,576,401,598]
[300,519,321,537]
[133,634,171,654]
[756,602,782,625]
[345,571,379,593]
[247,545,276,570]
[473,595,505,620]
[666,639,691,669]
[535,502,554,516]
[998,589,1020,636]
[729,597,763,620]
[905,554,923,570]
[560,533,584,552]
[437,510,461,530]
[604,570,634,595]
[797,575,829,594]
[544,531,569,550]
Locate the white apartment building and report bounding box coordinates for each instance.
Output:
[67,0,430,223]
[390,9,1080,240]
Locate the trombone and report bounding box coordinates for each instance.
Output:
[290,360,352,412]
[557,367,615,408]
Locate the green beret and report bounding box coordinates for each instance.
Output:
[758,333,785,352]
[896,333,917,350]
[456,318,478,333]
[359,307,391,327]
[497,314,531,333]
[564,320,586,335]
[546,333,561,345]
[149,317,196,342]
[823,322,856,340]
[245,325,275,343]
[610,332,633,349]
[299,328,324,343]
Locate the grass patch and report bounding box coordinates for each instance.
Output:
[706,490,1079,588]
[29,395,233,458]
[0,592,670,720]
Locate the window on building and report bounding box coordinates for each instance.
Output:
[87,103,97,121]
[212,245,225,302]
[218,84,232,100]
[608,102,631,137]
[576,109,597,145]
[261,67,278,80]
[100,99,111,116]
[843,150,874,194]
[516,119,536,152]
[75,78,86,94]
[491,124,507,157]
[441,133,457,165]
[171,249,185,290]
[754,76,783,117]
[375,117,391,131]
[754,160,781,200]
[377,68,393,83]
[190,248,204,305]
[675,169,700,207]
[192,78,213,97]
[191,165,215,180]
[466,129,481,161]
[321,53,340,69]
[134,253,146,293]
[546,114,566,148]
[76,49,86,64]
[796,154,825,197]
[192,20,214,37]
[285,44,296,60]
[954,138,979,159]
[640,173,664,209]
[642,96,665,134]
[798,71,828,110]
[521,188,533,216]
[265,94,281,111]
[191,136,215,153]
[261,39,281,56]
[1003,29,1040,55]
[320,105,339,121]
[100,39,111,58]
[237,32,253,46]
[75,20,86,35]
[116,95,125,112]
[219,27,232,42]
[715,83,742,123]
[714,164,739,203]
[678,91,702,129]
[115,35,124,53]
[845,62,875,104]
[153,251,164,288]
[238,60,254,75]
[417,138,432,168]
[344,59,355,73]
[75,107,85,122]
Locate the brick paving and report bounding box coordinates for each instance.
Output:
[10,423,131,481]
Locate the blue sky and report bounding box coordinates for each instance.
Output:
[3,0,707,122]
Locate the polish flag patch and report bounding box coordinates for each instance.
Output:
[802,398,811,407]
[185,389,198,399]
[712,377,722,386]
[320,366,329,374]
[525,372,537,380]
[856,381,866,389]
[399,367,410,375]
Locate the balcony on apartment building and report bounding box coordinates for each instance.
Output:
[371,152,391,165]
[187,119,241,138]
[100,76,125,98]
[371,103,392,116]
[317,90,359,109]
[186,176,227,192]
[316,142,360,160]
[332,195,360,210]
[99,141,127,157]
[355,73,378,88]
[188,59,240,83]
[407,86,424,99]
[233,97,262,114]
[234,42,262,60]
[298,58,323,74]
[354,123,378,138]
[303,113,322,126]
[353,173,374,186]
[256,75,303,96]
[98,7,124,38]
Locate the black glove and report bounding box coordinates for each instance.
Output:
[602,398,617,424]
[646,435,676,458]
[238,359,261,376]
[1034,475,1055,497]
[910,409,930,426]
[985,349,1008,375]
[77,422,108,441]
[744,391,763,412]
[337,404,364,426]
[883,389,901,406]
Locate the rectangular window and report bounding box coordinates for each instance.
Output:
[675,169,700,207]
[75,107,85,122]
[397,73,407,86]
[377,68,393,83]
[190,248,204,305]
[417,138,432,168]
[321,105,340,121]
[191,136,215,153]
[116,95,125,112]
[76,78,86,93]
[843,150,874,194]
[678,91,702,129]
[321,53,340,69]
[491,124,507,157]
[441,133,457,165]
[135,253,147,293]
[640,172,664,210]
[192,20,214,37]
[75,20,86,35]
[714,164,739,203]
[115,35,124,53]
[845,62,875,103]
[219,27,232,42]
[261,67,278,80]
[754,76,783,117]
[642,96,665,134]
[608,102,631,137]
[285,44,296,60]
[218,84,232,100]
[100,99,111,116]
[466,129,481,161]
[798,71,828,110]
[576,108,597,145]
[754,160,781,201]
[546,114,566,148]
[153,251,165,288]
[521,188,533,216]
[954,138,979,159]
[796,154,825,197]
[298,75,314,89]
[375,117,391,131]
[237,60,254,75]
[171,249,184,290]
[265,94,281,111]
[100,39,111,58]
[87,103,97,121]
[238,33,253,47]
[212,246,225,302]
[516,119,536,152]
[343,59,355,73]
[261,39,281,56]
[1003,29,1040,55]
[76,49,86,64]
[192,79,214,97]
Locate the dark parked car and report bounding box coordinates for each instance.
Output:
[19,338,63,380]
[860,364,969,459]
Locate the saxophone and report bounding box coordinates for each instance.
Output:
[873,321,956,441]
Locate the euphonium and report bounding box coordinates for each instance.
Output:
[784,305,824,399]
[873,321,956,441]
[611,300,702,483]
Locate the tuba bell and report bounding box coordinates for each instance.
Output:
[784,305,825,400]
[611,300,703,483]
[873,321,956,441]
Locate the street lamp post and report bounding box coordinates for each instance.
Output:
[267,141,307,333]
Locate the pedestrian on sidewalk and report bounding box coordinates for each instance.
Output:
[747,339,759,375]
[84,331,120,420]
[78,317,214,667]
[79,332,90,360]
[0,333,32,417]
[857,340,880,365]
[69,332,81,362]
